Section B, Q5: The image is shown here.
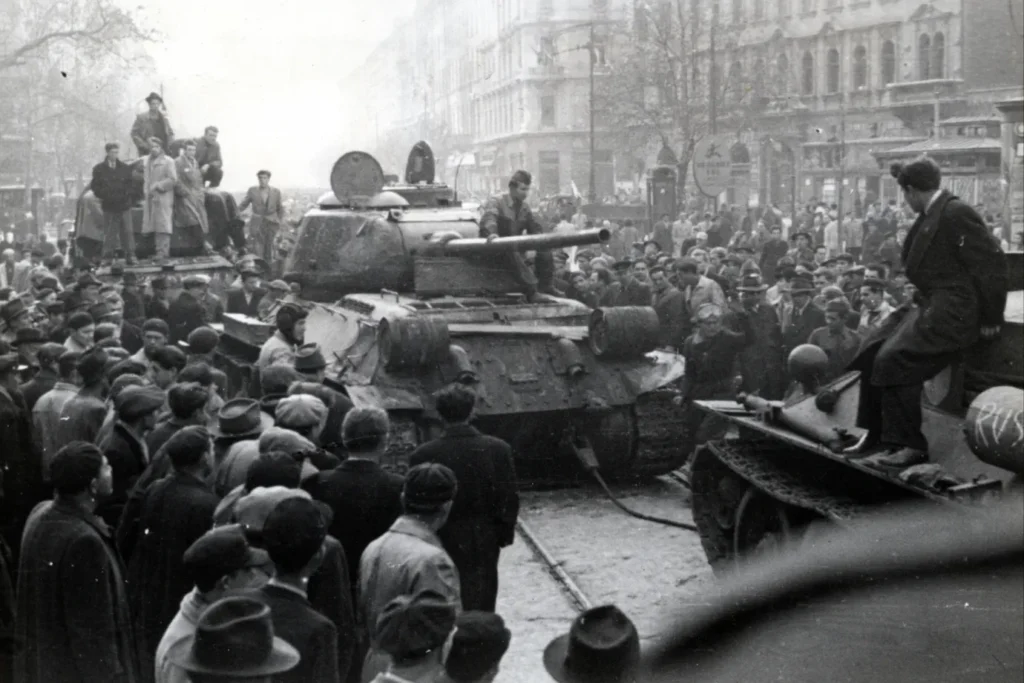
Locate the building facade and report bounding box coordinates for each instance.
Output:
[343,0,628,199]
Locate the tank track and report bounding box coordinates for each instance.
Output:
[632,391,691,476]
[704,439,863,522]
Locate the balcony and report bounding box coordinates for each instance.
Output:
[884,78,963,105]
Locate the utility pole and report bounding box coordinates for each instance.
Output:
[709,1,718,136]
[836,92,847,249]
[588,21,597,202]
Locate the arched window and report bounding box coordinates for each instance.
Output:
[777,52,790,92]
[932,32,945,79]
[881,40,896,85]
[853,45,868,89]
[752,58,765,98]
[918,34,931,80]
[826,48,840,93]
[801,50,814,94]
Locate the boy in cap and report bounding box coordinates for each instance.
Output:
[438,612,512,683]
[63,310,96,353]
[808,298,862,383]
[18,340,65,411]
[155,525,264,683]
[359,463,461,681]
[370,590,458,683]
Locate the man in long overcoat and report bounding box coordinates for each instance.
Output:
[850,158,1007,467]
[0,353,41,568]
[238,169,285,264]
[167,276,209,344]
[142,138,177,261]
[733,273,786,399]
[116,428,218,683]
[15,443,139,683]
[408,384,519,611]
[173,140,209,247]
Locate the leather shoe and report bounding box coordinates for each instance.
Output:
[861,447,928,470]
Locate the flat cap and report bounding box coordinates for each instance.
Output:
[183,274,210,288]
[258,426,316,457]
[266,279,290,293]
[235,486,310,538]
[77,347,109,380]
[403,463,457,511]
[169,382,211,417]
[293,343,326,372]
[825,298,851,314]
[67,311,94,330]
[274,395,328,430]
[114,385,166,421]
[375,591,458,660]
[862,277,887,290]
[143,318,170,337]
[183,524,260,586]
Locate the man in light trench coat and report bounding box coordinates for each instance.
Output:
[143,137,178,261]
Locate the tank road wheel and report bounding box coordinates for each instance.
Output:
[731,487,794,570]
[691,446,804,574]
[577,406,639,478]
[690,447,747,575]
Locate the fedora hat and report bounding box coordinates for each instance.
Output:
[212,398,274,439]
[0,298,28,324]
[145,91,163,104]
[736,273,768,292]
[11,327,47,346]
[790,275,816,294]
[791,230,813,242]
[544,605,641,683]
[165,597,299,677]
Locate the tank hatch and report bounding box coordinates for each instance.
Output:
[330,151,385,205]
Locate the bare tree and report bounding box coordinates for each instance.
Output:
[596,1,779,197]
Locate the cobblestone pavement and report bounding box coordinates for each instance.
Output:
[495,477,716,682]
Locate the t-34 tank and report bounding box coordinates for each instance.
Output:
[273,143,687,479]
[688,251,1024,573]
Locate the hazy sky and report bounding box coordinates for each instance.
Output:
[133,0,415,190]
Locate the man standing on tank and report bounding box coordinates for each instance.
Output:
[479,170,559,301]
[849,157,1007,469]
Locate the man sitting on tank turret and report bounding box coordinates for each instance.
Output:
[848,156,1007,469]
[479,170,562,301]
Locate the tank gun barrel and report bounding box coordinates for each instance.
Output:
[441,228,610,255]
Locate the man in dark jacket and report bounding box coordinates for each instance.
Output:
[734,274,786,399]
[850,158,1007,468]
[303,406,404,597]
[780,275,826,361]
[195,126,224,187]
[120,272,146,326]
[0,353,42,568]
[91,142,137,265]
[18,342,64,412]
[245,495,341,683]
[167,275,208,344]
[650,265,688,350]
[408,384,519,611]
[97,384,165,528]
[58,346,110,446]
[226,267,265,317]
[116,427,218,683]
[15,442,140,683]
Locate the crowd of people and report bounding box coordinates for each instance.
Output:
[0,223,651,683]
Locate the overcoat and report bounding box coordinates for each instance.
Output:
[116,472,218,683]
[142,153,177,236]
[173,156,209,232]
[14,500,139,683]
[0,385,41,561]
[408,424,519,611]
[853,192,1007,388]
[167,290,206,344]
[734,302,786,399]
[98,422,150,529]
[651,285,689,348]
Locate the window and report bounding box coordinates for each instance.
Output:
[918,34,931,80]
[538,151,560,194]
[754,0,765,19]
[801,50,814,94]
[931,32,945,79]
[634,2,650,41]
[853,45,867,89]
[826,48,840,93]
[881,40,896,85]
[592,35,608,66]
[538,36,555,66]
[729,60,744,101]
[540,94,555,127]
[752,58,765,98]
[733,0,744,24]
[780,0,791,17]
[777,52,790,91]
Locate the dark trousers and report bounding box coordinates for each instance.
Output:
[202,165,223,188]
[857,381,927,450]
[102,209,135,259]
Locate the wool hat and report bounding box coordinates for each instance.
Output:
[403,463,457,511]
[375,590,458,661]
[182,326,220,354]
[114,385,166,421]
